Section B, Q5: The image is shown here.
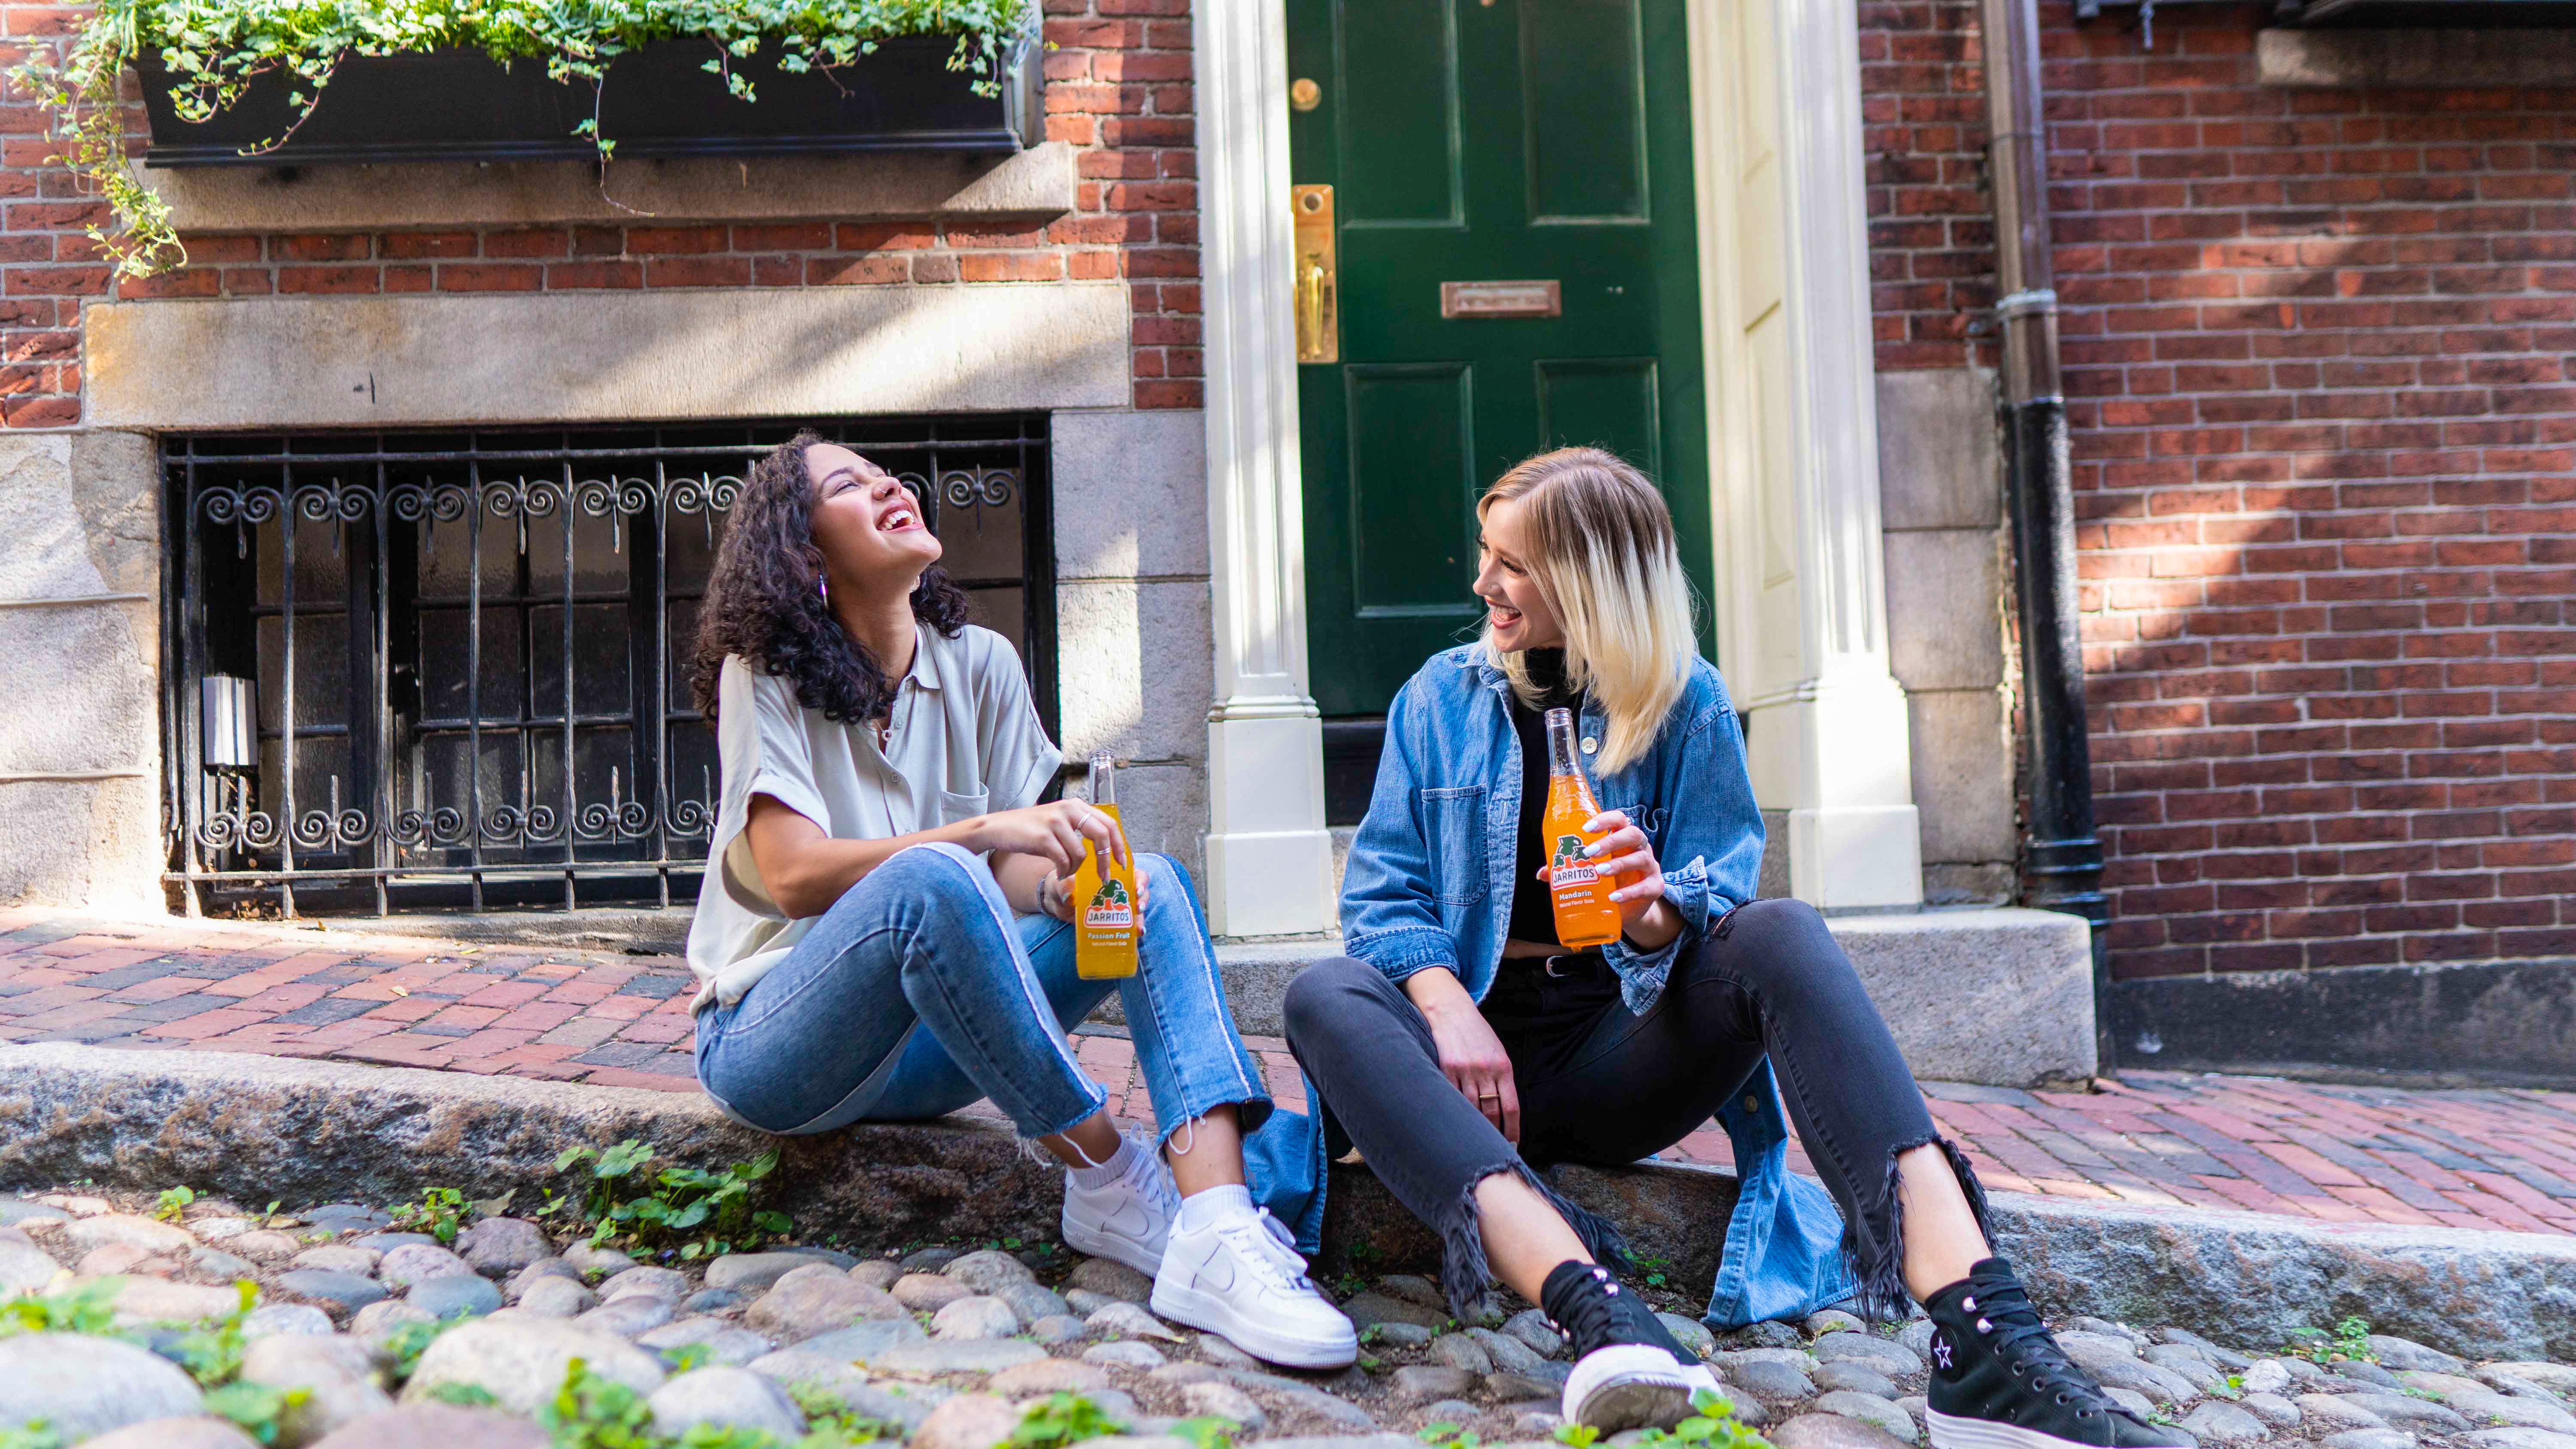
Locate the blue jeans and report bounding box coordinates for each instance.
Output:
[695,841,1270,1145]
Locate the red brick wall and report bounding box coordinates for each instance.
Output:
[0,0,1200,427]
[1864,0,2576,979]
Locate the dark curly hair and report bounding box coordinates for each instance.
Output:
[690,430,971,725]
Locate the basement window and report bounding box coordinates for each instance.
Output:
[163,418,1054,917]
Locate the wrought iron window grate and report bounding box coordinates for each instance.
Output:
[164,417,1054,917]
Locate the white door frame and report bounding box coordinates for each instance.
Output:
[1197,0,1335,938]
[1686,0,1924,910]
[1192,0,1920,935]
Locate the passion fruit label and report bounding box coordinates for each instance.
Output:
[1084,876,1135,931]
[1550,833,1601,887]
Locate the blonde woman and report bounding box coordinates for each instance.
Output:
[1285,449,2188,1446]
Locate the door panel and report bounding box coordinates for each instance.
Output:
[1348,364,1478,615]
[1336,0,1463,227]
[1520,0,1649,224]
[1534,359,1661,476]
[1294,0,1710,718]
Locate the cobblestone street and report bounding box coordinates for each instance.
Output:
[5,909,2573,1238]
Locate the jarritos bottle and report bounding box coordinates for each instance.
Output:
[1072,750,1142,979]
[1542,707,1622,950]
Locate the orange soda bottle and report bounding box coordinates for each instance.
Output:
[1072,750,1141,979]
[1542,707,1621,950]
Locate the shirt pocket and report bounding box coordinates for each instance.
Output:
[1415,786,1488,905]
[934,786,990,827]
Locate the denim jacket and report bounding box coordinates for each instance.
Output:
[1244,645,1857,1327]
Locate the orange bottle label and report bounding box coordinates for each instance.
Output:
[1072,803,1140,979]
[1545,772,1620,950]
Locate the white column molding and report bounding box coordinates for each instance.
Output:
[1693,0,1923,912]
[1194,0,1333,937]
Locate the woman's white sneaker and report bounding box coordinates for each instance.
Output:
[1149,1191,1358,1369]
[1060,1135,1180,1279]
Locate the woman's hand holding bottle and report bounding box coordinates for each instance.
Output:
[973,800,1148,916]
[1537,808,1678,950]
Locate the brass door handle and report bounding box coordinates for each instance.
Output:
[1292,184,1337,364]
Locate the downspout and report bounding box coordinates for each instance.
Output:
[1979,0,2115,1071]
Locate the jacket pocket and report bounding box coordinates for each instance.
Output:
[1416,786,1488,905]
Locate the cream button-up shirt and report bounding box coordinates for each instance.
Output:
[684,624,1063,1013]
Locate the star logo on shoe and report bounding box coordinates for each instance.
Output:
[1932,1333,1954,1371]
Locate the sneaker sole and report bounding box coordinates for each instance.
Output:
[1148,1279,1357,1370]
[1561,1346,1715,1432]
[1928,1407,2128,1449]
[1061,1214,1165,1280]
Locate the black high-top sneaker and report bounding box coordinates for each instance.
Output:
[1541,1261,1722,1432]
[1924,1259,2194,1449]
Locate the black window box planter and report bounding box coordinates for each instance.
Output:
[137,31,1041,168]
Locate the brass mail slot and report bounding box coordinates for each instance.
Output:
[1441,279,1561,319]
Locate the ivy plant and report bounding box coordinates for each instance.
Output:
[8,0,1034,279]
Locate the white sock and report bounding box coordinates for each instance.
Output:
[1066,1134,1140,1191]
[1175,1182,1254,1233]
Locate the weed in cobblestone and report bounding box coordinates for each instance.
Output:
[387,1185,472,1245]
[785,1386,894,1444]
[1620,1391,1769,1449]
[1008,1392,1128,1449]
[204,1380,311,1447]
[1169,1418,1234,1449]
[0,1282,115,1338]
[153,1185,196,1222]
[381,1312,477,1382]
[0,1420,61,1449]
[2284,1316,2376,1364]
[1417,1424,1480,1449]
[549,1140,792,1261]
[425,1383,501,1409]
[1553,1426,1602,1449]
[174,1280,264,1385]
[544,1357,659,1449]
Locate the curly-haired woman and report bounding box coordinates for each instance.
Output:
[1285,449,2192,1444]
[685,432,1354,1367]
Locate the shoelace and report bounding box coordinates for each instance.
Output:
[1215,1206,1315,1293]
[1964,1277,2117,1418]
[1547,1265,1636,1358]
[1115,1134,1180,1217]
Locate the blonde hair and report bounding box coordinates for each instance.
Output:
[1477,447,1698,776]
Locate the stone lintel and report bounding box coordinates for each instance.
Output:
[140,143,1076,233]
[87,282,1130,430]
[2257,27,2576,88]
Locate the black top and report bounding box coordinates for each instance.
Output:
[1506,649,1588,950]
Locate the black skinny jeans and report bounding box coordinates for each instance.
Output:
[1282,897,1983,1321]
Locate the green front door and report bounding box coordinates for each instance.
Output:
[1290,0,1712,718]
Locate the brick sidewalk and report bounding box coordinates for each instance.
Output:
[3,909,2572,1237]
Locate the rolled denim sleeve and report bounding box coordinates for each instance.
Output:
[1601,697,1763,982]
[1337,679,1461,985]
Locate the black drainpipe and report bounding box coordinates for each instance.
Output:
[1980,0,2115,1072]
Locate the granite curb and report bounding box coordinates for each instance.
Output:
[2,1042,2570,1361]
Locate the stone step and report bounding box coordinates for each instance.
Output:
[10,1039,2570,1364]
[1200,904,2096,1089]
